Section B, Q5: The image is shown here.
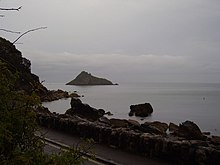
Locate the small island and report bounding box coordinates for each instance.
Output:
[66,71,117,85]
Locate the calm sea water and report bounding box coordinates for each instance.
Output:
[43,82,220,135]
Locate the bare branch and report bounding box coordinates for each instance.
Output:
[0,15,4,17]
[0,6,22,11]
[13,27,47,44]
[0,29,21,34]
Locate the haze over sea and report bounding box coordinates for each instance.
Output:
[43,82,220,135]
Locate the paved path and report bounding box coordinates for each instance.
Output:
[40,127,171,165]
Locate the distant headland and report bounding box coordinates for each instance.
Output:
[66,71,118,85]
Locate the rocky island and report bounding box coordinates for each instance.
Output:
[66,71,117,85]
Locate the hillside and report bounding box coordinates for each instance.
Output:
[0,37,71,101]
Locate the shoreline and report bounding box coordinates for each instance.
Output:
[36,97,220,165]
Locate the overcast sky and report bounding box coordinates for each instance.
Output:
[1,0,220,83]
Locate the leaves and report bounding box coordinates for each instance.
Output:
[0,60,87,164]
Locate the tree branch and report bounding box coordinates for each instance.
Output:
[0,6,22,11]
[0,29,21,34]
[0,15,4,17]
[13,27,47,44]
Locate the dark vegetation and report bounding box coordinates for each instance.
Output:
[0,37,86,164]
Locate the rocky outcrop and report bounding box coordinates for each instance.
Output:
[65,98,105,121]
[175,121,205,140]
[0,37,48,97]
[140,121,168,135]
[40,89,80,102]
[169,122,179,132]
[37,111,220,165]
[66,71,117,85]
[110,118,128,128]
[0,37,72,102]
[129,103,153,117]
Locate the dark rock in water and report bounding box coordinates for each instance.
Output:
[41,89,73,102]
[65,98,105,121]
[66,71,117,85]
[105,111,113,116]
[176,121,205,140]
[110,118,128,128]
[203,132,211,136]
[129,103,153,117]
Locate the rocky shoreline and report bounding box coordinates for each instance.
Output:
[40,89,80,102]
[2,36,218,164]
[37,98,220,165]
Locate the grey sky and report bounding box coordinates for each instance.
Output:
[1,0,220,83]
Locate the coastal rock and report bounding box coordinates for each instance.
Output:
[98,116,111,125]
[169,122,179,132]
[129,103,153,117]
[127,119,141,127]
[65,98,105,121]
[149,121,168,134]
[176,121,205,140]
[141,121,168,135]
[105,111,113,116]
[36,111,220,165]
[35,106,51,114]
[110,118,128,128]
[41,89,76,102]
[66,71,117,85]
[211,136,220,145]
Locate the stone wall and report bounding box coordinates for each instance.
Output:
[37,112,220,165]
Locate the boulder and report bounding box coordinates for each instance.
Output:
[127,119,140,127]
[99,116,111,125]
[176,121,205,140]
[169,122,179,132]
[41,89,73,102]
[141,121,168,135]
[129,103,153,117]
[149,121,168,134]
[65,98,105,121]
[105,111,113,116]
[211,136,220,145]
[110,118,128,128]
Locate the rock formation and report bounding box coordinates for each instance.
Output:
[129,103,153,117]
[37,108,220,165]
[175,121,205,140]
[65,98,105,121]
[41,89,80,102]
[66,71,116,85]
[0,37,74,102]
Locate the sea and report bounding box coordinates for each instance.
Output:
[43,82,220,135]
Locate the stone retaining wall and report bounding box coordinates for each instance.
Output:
[37,113,220,165]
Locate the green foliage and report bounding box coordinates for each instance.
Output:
[0,61,86,164]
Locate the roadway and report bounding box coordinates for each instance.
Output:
[40,127,171,165]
